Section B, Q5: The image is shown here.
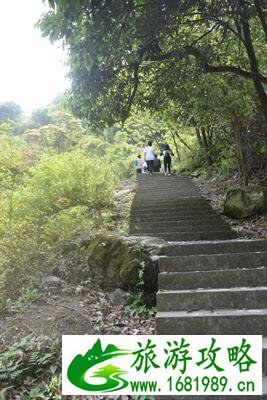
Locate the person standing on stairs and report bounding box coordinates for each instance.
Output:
[134,154,143,173]
[153,154,161,172]
[144,140,155,175]
[161,144,174,176]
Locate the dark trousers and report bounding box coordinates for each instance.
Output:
[146,160,154,173]
[164,157,171,173]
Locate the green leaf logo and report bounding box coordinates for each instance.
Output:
[67,339,131,392]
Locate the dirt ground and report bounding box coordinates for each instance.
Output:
[0,285,155,347]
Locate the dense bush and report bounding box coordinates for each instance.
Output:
[0,119,135,310]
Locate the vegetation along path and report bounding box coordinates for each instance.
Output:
[130,173,267,399]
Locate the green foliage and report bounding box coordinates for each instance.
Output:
[0,336,61,399]
[38,0,267,185]
[17,289,45,305]
[31,107,52,127]
[39,0,267,126]
[0,102,22,123]
[127,260,156,317]
[179,140,205,174]
[0,112,135,305]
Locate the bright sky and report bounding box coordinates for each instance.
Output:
[0,0,69,115]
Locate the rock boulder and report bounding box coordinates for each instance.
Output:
[223,185,267,218]
[86,234,166,306]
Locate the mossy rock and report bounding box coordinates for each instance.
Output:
[223,185,267,219]
[87,234,166,294]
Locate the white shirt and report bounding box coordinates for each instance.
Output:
[135,159,142,169]
[144,146,155,161]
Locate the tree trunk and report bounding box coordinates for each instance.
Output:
[206,126,213,148]
[174,131,192,151]
[196,126,211,165]
[170,131,181,161]
[195,126,203,148]
[200,127,213,165]
[255,0,267,41]
[239,0,267,121]
[232,111,249,186]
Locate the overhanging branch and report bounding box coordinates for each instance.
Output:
[204,63,267,84]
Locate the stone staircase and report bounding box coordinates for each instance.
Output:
[130,174,267,399]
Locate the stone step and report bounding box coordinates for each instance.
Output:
[134,184,199,188]
[134,187,199,190]
[135,188,199,192]
[140,230,237,241]
[130,214,221,223]
[130,218,227,229]
[133,196,201,202]
[132,206,216,213]
[157,287,267,311]
[131,212,219,221]
[264,338,267,376]
[137,177,196,181]
[132,197,205,204]
[135,183,199,187]
[131,203,212,214]
[135,188,198,193]
[159,252,267,272]
[159,268,267,290]
[156,308,267,335]
[137,180,197,185]
[137,175,192,179]
[136,191,201,195]
[130,215,223,224]
[132,197,204,203]
[164,239,267,256]
[136,186,198,190]
[131,224,230,234]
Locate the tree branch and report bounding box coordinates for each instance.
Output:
[123,62,140,122]
[204,63,267,84]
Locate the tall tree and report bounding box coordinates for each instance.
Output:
[0,102,22,123]
[39,0,267,124]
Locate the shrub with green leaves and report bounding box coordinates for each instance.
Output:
[0,132,134,304]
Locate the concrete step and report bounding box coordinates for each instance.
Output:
[130,214,221,223]
[134,183,198,187]
[159,252,267,272]
[131,207,217,215]
[264,338,267,376]
[132,202,205,211]
[131,211,217,220]
[134,193,201,202]
[164,239,267,256]
[156,308,267,335]
[131,225,230,234]
[141,230,237,241]
[131,205,212,213]
[134,186,200,191]
[135,188,199,192]
[159,268,267,290]
[132,195,206,208]
[132,198,206,204]
[130,212,223,220]
[130,218,227,229]
[135,180,199,184]
[157,287,267,311]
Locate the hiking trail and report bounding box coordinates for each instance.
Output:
[130,173,267,399]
